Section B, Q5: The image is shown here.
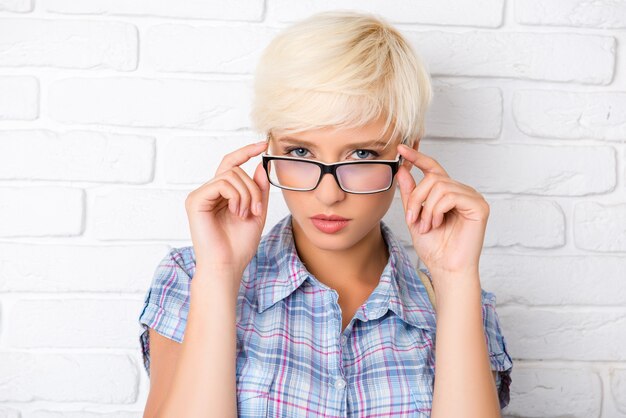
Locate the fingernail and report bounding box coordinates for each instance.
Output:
[254,202,262,215]
[406,210,413,224]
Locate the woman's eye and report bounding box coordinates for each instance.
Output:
[285,147,310,157]
[352,149,379,159]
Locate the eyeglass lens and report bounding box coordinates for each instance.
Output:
[266,159,393,193]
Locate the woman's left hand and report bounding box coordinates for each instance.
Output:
[395,143,490,281]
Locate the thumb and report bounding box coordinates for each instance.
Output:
[253,161,270,209]
[395,165,414,212]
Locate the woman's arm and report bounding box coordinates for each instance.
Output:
[154,267,240,418]
[430,270,501,418]
[395,143,504,415]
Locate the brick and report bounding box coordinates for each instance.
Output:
[93,188,189,240]
[0,19,137,70]
[48,77,250,130]
[0,408,20,418]
[0,187,83,237]
[0,76,38,120]
[144,24,277,74]
[5,299,145,348]
[0,243,169,292]
[611,369,626,413]
[503,365,601,418]
[0,130,154,183]
[44,0,264,21]
[479,253,626,305]
[498,306,626,361]
[484,199,565,248]
[0,0,31,12]
[28,411,140,418]
[516,0,626,29]
[0,352,137,402]
[574,202,626,251]
[270,0,504,27]
[513,90,626,140]
[409,31,615,85]
[426,87,502,139]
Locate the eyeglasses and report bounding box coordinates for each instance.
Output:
[261,135,407,194]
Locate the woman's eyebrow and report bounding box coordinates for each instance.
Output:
[277,137,389,149]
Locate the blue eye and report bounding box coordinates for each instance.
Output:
[285,147,310,158]
[352,149,379,159]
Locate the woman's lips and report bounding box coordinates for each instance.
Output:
[310,218,350,233]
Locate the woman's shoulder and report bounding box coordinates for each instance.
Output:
[167,245,197,275]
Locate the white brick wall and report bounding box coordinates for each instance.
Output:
[0,1,624,416]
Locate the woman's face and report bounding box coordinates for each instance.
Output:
[268,118,415,252]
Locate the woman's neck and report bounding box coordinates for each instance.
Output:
[290,218,390,291]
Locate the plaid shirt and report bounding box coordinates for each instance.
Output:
[139,214,513,417]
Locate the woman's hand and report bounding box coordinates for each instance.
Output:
[184,140,270,279]
[395,143,490,282]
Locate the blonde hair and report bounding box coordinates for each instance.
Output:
[250,10,433,149]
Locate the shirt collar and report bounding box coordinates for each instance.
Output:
[255,214,437,332]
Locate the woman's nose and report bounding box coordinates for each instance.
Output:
[314,172,346,202]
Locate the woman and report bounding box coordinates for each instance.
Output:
[139,10,513,417]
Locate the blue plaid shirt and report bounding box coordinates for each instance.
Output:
[139,214,513,416]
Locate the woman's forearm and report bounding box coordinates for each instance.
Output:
[430,271,501,418]
[155,267,240,418]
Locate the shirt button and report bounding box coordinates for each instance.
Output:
[340,335,348,346]
[334,378,347,390]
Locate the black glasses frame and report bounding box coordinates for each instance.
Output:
[261,137,407,195]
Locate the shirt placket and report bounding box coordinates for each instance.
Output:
[327,288,349,417]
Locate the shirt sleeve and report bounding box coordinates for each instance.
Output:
[138,247,192,377]
[481,289,513,410]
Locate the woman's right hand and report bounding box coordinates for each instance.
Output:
[184,140,270,280]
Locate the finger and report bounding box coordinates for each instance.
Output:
[429,184,480,229]
[231,166,263,217]
[186,178,240,215]
[223,181,241,215]
[395,165,417,218]
[397,144,449,177]
[253,160,270,193]
[429,191,484,232]
[216,140,268,176]
[417,181,473,233]
[252,161,270,215]
[402,174,452,226]
[410,177,477,225]
[224,170,254,218]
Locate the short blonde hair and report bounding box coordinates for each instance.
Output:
[250,10,433,148]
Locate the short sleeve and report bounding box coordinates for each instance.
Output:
[138,247,192,377]
[481,289,513,410]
